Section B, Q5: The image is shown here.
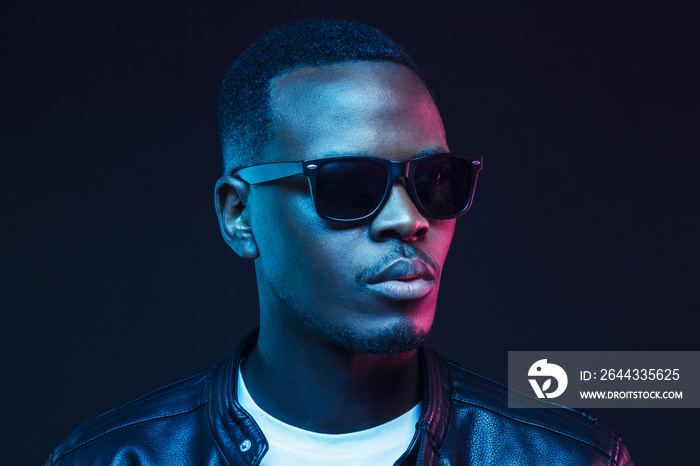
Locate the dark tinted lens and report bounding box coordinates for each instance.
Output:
[315,160,387,220]
[413,156,471,216]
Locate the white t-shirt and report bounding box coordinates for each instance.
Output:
[237,368,421,465]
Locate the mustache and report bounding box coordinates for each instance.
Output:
[355,244,441,283]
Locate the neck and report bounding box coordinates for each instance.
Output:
[241,323,423,434]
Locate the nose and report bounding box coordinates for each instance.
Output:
[369,182,429,242]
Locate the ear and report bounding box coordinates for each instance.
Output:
[214,175,259,260]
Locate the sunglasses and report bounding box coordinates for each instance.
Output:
[233,153,483,222]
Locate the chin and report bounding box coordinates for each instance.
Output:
[325,320,431,355]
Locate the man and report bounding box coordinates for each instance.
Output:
[47,19,633,465]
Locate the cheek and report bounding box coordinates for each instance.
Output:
[248,187,306,272]
[430,220,456,263]
[250,185,355,284]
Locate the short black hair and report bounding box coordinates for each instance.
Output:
[217,18,430,174]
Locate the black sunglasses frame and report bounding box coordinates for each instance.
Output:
[233,153,483,222]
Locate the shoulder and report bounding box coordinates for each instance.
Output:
[442,357,633,465]
[47,365,216,465]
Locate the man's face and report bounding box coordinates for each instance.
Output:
[246,61,455,354]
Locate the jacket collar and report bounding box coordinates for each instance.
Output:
[208,328,450,465]
[413,345,451,464]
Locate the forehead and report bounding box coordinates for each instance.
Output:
[265,61,447,162]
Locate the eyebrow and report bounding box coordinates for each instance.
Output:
[418,147,450,156]
[320,147,450,159]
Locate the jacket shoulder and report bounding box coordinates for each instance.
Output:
[445,359,627,462]
[47,366,215,465]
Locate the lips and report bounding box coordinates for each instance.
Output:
[366,259,436,284]
[365,260,436,300]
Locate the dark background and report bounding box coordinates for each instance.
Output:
[2,1,698,464]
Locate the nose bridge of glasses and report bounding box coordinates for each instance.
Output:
[387,159,411,184]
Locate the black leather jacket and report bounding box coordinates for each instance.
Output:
[47,331,633,465]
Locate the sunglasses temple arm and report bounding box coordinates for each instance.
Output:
[234,162,304,184]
